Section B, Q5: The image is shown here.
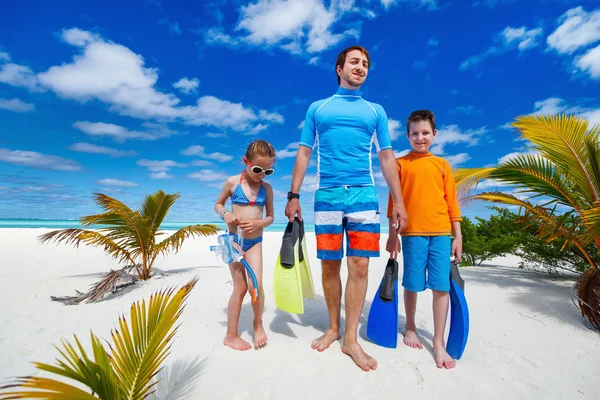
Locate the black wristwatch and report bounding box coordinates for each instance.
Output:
[287,191,300,200]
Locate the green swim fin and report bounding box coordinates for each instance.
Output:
[297,219,315,300]
[274,218,304,314]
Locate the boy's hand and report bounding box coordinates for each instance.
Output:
[386,235,401,260]
[239,219,263,234]
[451,235,463,264]
[391,203,408,233]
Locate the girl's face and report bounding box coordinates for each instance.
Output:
[244,156,275,181]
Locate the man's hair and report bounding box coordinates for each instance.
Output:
[406,109,436,132]
[335,45,370,84]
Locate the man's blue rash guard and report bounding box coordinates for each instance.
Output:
[299,87,392,189]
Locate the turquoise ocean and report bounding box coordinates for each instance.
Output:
[0,219,391,233]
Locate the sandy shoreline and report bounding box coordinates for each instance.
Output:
[0,228,599,399]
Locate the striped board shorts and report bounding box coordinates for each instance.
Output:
[314,185,380,260]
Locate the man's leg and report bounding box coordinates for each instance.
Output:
[341,256,377,371]
[311,259,342,351]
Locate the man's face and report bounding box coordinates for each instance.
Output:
[337,49,369,88]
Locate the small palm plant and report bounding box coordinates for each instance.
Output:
[0,278,198,399]
[453,114,600,329]
[40,190,220,304]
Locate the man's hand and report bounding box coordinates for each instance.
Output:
[238,219,263,234]
[390,203,408,233]
[285,198,302,222]
[386,234,401,260]
[451,234,463,264]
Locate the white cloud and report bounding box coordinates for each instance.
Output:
[173,77,200,94]
[188,169,229,181]
[531,97,600,126]
[0,148,82,171]
[74,121,178,142]
[460,25,542,70]
[190,159,213,167]
[575,44,600,79]
[547,7,600,54]
[0,63,43,91]
[244,123,269,136]
[0,98,34,112]
[393,149,410,158]
[205,132,227,138]
[449,105,481,115]
[150,172,174,179]
[276,142,300,159]
[388,118,402,141]
[446,152,471,166]
[137,159,185,172]
[431,125,486,154]
[309,56,319,65]
[61,28,101,47]
[96,178,138,187]
[428,38,439,47]
[412,60,427,69]
[298,120,305,129]
[498,151,526,165]
[68,142,137,157]
[382,0,438,10]
[181,145,233,162]
[0,52,10,62]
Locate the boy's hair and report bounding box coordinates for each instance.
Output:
[406,109,436,132]
[335,45,370,85]
[245,139,276,160]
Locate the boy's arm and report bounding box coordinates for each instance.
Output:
[451,221,462,264]
[443,160,462,224]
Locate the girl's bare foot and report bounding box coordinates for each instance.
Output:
[341,341,377,371]
[310,328,341,352]
[433,342,456,369]
[403,329,423,349]
[224,335,252,351]
[253,322,268,349]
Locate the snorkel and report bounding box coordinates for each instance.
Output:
[210,227,259,303]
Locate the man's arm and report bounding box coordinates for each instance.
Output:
[285,145,312,221]
[378,149,407,232]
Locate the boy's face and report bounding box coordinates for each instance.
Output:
[407,120,436,154]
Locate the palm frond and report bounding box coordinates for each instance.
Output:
[512,114,600,204]
[452,167,496,201]
[580,205,600,246]
[0,377,99,399]
[139,191,180,234]
[152,224,221,259]
[109,278,198,400]
[574,268,600,330]
[38,229,135,267]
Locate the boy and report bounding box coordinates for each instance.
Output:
[386,109,463,369]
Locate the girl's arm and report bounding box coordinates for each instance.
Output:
[261,183,275,228]
[214,177,239,225]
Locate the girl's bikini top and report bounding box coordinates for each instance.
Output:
[231,171,267,206]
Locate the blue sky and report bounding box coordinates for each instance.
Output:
[1,0,599,223]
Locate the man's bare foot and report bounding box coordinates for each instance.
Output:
[253,322,268,349]
[433,342,456,369]
[403,329,423,349]
[341,341,377,372]
[224,335,252,351]
[310,329,340,352]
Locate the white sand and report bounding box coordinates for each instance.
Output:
[0,228,599,400]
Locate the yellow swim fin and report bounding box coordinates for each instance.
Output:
[273,218,304,314]
[298,219,315,300]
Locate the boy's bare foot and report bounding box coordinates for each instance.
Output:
[433,342,456,369]
[310,328,340,352]
[403,329,423,349]
[224,335,252,351]
[341,341,377,371]
[253,322,268,349]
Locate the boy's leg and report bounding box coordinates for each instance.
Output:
[343,186,381,371]
[312,187,344,352]
[224,261,252,351]
[427,236,455,369]
[401,236,428,349]
[243,241,267,349]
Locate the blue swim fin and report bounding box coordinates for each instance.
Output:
[447,260,469,360]
[366,258,399,348]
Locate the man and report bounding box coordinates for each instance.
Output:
[285,45,407,371]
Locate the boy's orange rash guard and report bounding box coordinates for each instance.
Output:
[387,152,462,236]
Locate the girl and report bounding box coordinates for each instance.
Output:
[214,139,275,350]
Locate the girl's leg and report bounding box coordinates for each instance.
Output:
[224,261,252,351]
[243,242,267,349]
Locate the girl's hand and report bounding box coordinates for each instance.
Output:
[386,235,400,260]
[238,219,263,234]
[223,211,240,226]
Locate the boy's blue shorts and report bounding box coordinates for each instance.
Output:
[401,235,451,292]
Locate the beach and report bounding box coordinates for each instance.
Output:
[0,228,599,400]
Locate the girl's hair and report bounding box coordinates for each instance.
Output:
[245,139,276,160]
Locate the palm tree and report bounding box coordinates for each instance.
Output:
[0,278,198,399]
[453,114,600,330]
[39,190,220,304]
